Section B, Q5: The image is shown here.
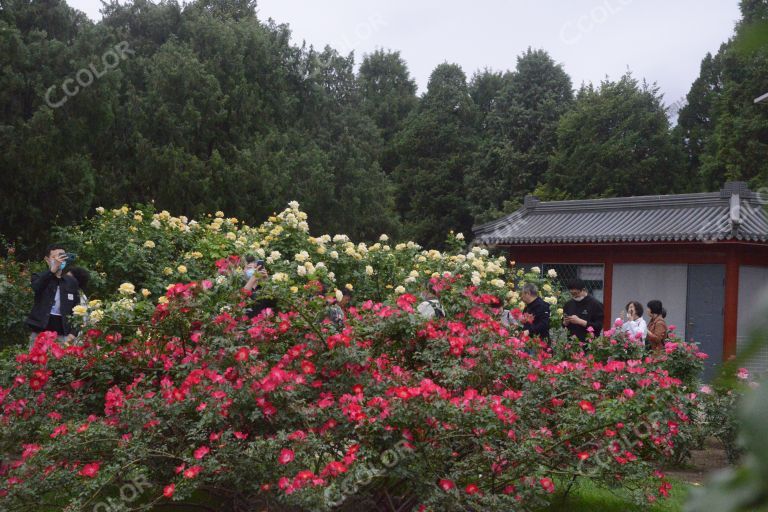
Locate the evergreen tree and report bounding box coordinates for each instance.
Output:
[394,63,477,247]
[544,73,684,199]
[676,0,768,190]
[467,49,573,222]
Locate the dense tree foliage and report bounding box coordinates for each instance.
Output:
[542,74,686,199]
[467,49,573,221]
[676,0,768,190]
[0,0,766,253]
[393,63,476,248]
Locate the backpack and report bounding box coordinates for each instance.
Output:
[417,299,445,319]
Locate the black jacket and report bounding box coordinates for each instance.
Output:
[25,270,80,335]
[563,295,604,341]
[522,296,550,340]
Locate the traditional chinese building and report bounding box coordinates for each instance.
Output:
[472,182,768,379]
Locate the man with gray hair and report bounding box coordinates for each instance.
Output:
[520,282,550,342]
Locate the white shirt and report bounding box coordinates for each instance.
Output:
[50,285,62,316]
[622,317,647,341]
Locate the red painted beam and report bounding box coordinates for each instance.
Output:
[603,248,614,331]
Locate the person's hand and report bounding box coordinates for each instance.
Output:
[563,316,571,326]
[49,253,65,273]
[566,315,585,327]
[244,274,260,291]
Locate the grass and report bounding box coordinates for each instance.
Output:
[544,478,691,512]
[149,479,692,512]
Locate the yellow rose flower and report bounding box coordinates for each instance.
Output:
[118,282,135,295]
[163,267,173,276]
[72,305,87,316]
[141,288,151,298]
[143,240,155,249]
[158,296,169,304]
[177,265,187,274]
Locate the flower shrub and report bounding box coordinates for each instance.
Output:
[0,204,702,511]
[0,240,33,347]
[698,367,761,464]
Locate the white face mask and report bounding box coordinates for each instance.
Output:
[572,294,585,302]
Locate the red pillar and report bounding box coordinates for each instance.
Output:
[603,250,614,331]
[723,247,740,360]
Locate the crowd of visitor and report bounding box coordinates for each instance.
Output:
[26,243,670,350]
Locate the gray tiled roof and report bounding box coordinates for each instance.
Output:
[472,182,768,245]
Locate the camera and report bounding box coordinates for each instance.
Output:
[255,259,265,269]
[64,252,77,263]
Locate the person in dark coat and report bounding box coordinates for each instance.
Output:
[562,278,604,342]
[26,244,80,343]
[520,283,550,340]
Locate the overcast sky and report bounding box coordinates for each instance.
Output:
[68,0,741,115]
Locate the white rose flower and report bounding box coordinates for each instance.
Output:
[330,250,339,259]
[531,266,541,273]
[379,234,389,242]
[272,272,288,282]
[294,250,309,262]
[547,269,558,278]
[455,232,465,240]
[297,265,307,276]
[89,309,104,324]
[289,200,300,210]
[394,285,406,294]
[119,282,136,295]
[365,265,374,276]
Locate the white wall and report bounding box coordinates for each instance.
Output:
[611,264,688,340]
[737,266,768,376]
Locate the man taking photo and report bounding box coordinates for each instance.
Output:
[25,244,80,344]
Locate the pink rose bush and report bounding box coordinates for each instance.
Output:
[0,204,704,511]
